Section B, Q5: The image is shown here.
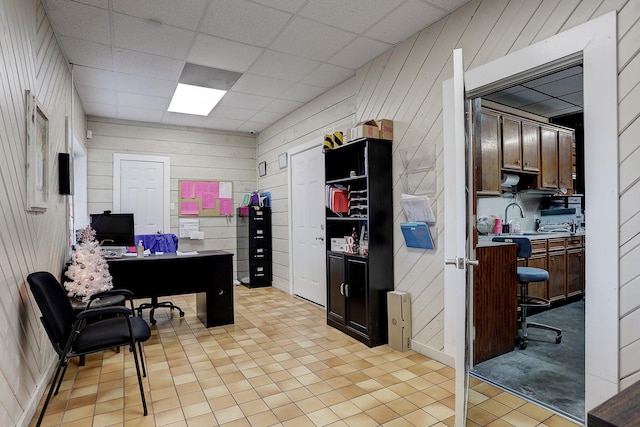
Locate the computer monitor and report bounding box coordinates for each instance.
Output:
[90,212,135,246]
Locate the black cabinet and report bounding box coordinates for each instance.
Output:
[324,138,393,347]
[237,206,272,287]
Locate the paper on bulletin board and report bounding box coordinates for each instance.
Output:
[178,179,233,216]
[179,218,199,238]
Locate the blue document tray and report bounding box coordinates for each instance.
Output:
[401,222,434,249]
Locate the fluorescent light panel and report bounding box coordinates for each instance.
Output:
[168,83,226,116]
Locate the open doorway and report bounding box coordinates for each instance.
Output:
[469,66,586,422]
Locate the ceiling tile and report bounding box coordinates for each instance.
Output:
[231,74,292,98]
[74,0,109,8]
[301,63,354,88]
[279,83,326,103]
[219,92,273,110]
[116,107,165,123]
[252,0,307,13]
[423,0,471,12]
[328,37,392,70]
[77,85,116,105]
[365,0,446,44]
[188,34,263,73]
[270,16,355,61]
[248,50,320,81]
[113,50,184,81]
[115,73,176,98]
[236,121,269,132]
[524,98,572,116]
[58,36,113,70]
[523,66,583,88]
[544,105,583,117]
[112,0,208,31]
[43,0,110,44]
[117,92,169,111]
[72,66,114,90]
[490,89,550,108]
[200,0,292,47]
[263,98,304,114]
[83,102,117,117]
[534,76,583,98]
[161,112,206,128]
[249,110,287,124]
[200,116,246,131]
[112,13,194,60]
[210,105,257,121]
[561,91,583,105]
[299,0,404,34]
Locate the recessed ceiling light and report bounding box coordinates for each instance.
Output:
[168,83,226,116]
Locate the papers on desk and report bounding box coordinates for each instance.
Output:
[401,194,435,224]
[177,251,198,256]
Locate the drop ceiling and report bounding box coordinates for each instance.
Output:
[43,0,472,134]
[482,65,584,119]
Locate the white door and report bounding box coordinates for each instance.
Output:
[113,154,170,235]
[443,48,474,427]
[290,144,326,306]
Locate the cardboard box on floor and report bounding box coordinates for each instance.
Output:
[387,291,411,352]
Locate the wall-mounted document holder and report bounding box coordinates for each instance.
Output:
[401,222,435,250]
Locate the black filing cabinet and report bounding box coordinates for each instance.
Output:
[237,206,272,287]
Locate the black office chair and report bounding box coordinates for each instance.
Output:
[27,272,151,427]
[492,237,562,350]
[134,233,185,324]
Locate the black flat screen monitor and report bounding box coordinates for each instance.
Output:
[90,213,135,246]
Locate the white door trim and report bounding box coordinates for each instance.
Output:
[287,138,324,297]
[443,10,618,416]
[113,153,171,233]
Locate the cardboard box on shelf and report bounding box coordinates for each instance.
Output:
[348,120,379,142]
[377,119,393,141]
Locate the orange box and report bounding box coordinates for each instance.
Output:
[376,119,393,141]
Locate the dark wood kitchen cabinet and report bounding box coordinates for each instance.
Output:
[501,114,522,171]
[558,130,574,191]
[547,238,567,302]
[521,120,540,172]
[540,126,559,189]
[566,236,584,297]
[476,109,502,195]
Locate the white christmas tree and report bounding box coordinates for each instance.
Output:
[65,226,113,302]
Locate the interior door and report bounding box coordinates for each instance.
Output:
[443,48,474,427]
[114,154,170,235]
[290,145,326,306]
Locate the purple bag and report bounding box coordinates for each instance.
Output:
[250,192,260,206]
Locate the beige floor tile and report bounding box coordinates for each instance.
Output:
[31,287,575,427]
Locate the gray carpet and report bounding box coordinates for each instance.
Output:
[471,299,585,422]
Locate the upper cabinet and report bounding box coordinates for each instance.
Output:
[476,107,575,196]
[475,109,502,196]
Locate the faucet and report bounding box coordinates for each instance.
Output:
[504,202,524,224]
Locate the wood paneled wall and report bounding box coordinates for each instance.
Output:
[0,0,77,425]
[257,0,640,382]
[85,117,257,273]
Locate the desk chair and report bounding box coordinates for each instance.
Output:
[134,233,185,324]
[492,237,562,350]
[27,272,151,427]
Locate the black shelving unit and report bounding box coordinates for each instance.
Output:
[237,206,272,288]
[324,138,393,347]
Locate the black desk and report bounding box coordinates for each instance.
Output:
[106,250,234,327]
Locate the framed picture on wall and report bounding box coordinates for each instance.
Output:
[258,161,267,177]
[26,90,49,212]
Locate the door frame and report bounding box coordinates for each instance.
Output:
[444,10,618,421]
[287,138,326,300]
[113,153,171,233]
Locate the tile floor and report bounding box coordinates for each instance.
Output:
[32,286,581,427]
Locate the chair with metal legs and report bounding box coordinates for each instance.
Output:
[492,236,562,349]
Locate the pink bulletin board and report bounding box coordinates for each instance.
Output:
[178,179,234,217]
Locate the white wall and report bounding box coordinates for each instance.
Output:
[0,0,80,425]
[257,0,640,387]
[85,117,257,275]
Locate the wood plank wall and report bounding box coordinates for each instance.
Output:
[85,117,257,273]
[257,0,640,382]
[0,0,77,425]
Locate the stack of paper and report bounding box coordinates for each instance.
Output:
[401,194,436,223]
[326,185,349,214]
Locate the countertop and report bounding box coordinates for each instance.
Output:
[478,230,585,244]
